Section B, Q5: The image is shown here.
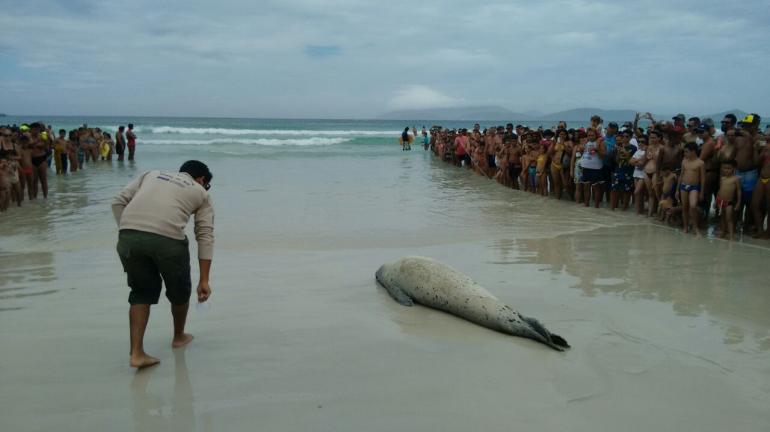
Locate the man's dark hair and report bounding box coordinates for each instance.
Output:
[180,160,212,184]
[684,141,698,152]
[119,125,125,131]
[128,123,134,129]
[724,114,737,125]
[59,129,66,134]
[688,116,700,125]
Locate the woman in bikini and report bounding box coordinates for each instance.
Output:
[30,130,50,199]
[559,130,575,200]
[644,131,662,216]
[549,130,567,200]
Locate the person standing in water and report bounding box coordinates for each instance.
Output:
[116,126,126,161]
[112,160,214,368]
[126,123,137,161]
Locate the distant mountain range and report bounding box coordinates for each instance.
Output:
[378,105,758,123]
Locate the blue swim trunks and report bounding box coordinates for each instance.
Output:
[737,169,758,193]
[611,166,634,192]
[679,183,701,192]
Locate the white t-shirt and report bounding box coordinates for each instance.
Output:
[631,148,646,179]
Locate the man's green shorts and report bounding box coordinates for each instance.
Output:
[117,229,191,305]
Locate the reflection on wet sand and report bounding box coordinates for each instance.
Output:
[0,251,56,306]
[502,224,770,351]
[132,349,207,432]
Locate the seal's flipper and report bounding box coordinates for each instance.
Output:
[522,316,570,351]
[549,333,570,350]
[383,284,414,306]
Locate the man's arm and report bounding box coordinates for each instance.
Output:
[193,195,215,302]
[111,171,149,225]
[699,161,706,201]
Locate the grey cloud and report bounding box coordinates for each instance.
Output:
[0,0,768,118]
[304,45,343,58]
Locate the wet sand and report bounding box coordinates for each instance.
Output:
[1,153,770,431]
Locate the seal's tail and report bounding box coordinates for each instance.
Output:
[522,316,570,351]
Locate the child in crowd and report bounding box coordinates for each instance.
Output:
[657,167,678,223]
[716,160,741,240]
[3,154,21,207]
[678,142,706,234]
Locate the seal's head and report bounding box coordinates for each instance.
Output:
[375,263,390,287]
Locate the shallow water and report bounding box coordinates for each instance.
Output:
[1,117,769,431]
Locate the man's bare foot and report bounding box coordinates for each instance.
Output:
[172,333,194,348]
[130,353,160,368]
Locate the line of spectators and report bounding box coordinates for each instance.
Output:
[429,113,770,240]
[0,122,137,213]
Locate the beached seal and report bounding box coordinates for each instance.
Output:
[376,256,569,351]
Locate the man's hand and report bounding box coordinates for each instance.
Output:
[197,281,211,303]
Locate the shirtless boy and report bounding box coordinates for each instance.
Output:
[657,167,678,224]
[716,160,741,240]
[677,142,706,234]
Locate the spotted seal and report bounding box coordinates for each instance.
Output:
[376,256,569,351]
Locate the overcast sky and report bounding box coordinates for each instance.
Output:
[1,0,768,118]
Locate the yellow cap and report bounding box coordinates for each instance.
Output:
[740,114,755,124]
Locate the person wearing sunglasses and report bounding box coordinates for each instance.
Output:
[112,160,214,368]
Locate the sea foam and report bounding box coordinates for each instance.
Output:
[143,126,398,136]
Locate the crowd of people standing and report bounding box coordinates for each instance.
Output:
[0,122,137,213]
[427,113,770,240]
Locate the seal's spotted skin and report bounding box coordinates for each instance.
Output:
[376,256,569,351]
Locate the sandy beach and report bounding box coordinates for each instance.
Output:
[1,119,769,431]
